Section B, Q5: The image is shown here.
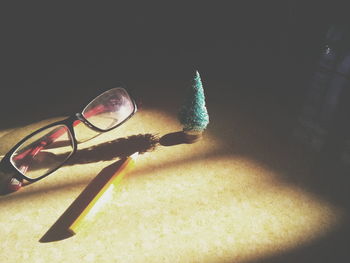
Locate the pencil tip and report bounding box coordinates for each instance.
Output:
[130,152,139,160]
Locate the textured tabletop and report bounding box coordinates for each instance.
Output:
[0,83,347,263]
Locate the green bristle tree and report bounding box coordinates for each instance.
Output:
[178,71,209,135]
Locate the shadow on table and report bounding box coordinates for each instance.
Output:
[0,133,159,196]
[68,133,159,165]
[68,131,191,165]
[39,131,190,242]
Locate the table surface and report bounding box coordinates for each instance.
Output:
[0,84,349,263]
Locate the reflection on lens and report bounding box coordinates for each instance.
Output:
[10,125,74,180]
[82,88,135,130]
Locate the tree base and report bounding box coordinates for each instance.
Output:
[182,130,203,144]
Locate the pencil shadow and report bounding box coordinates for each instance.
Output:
[39,159,126,243]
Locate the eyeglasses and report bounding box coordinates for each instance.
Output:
[0,86,137,183]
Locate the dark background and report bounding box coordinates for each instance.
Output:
[1,1,348,128]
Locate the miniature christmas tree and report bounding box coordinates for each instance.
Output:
[178,70,209,143]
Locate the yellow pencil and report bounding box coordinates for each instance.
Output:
[68,152,138,234]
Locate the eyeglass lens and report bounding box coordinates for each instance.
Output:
[82,88,135,131]
[10,125,74,180]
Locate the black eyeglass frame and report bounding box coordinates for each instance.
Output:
[0,87,137,183]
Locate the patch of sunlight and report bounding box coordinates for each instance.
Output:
[84,154,343,263]
[0,108,344,263]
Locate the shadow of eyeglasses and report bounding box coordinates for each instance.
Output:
[0,133,159,195]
